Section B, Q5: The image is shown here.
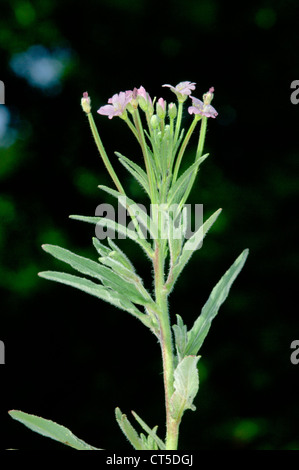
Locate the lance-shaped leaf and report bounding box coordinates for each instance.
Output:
[131,410,165,450]
[185,249,249,356]
[9,410,101,450]
[167,154,209,208]
[169,356,200,422]
[92,237,111,257]
[115,408,145,450]
[116,152,150,196]
[166,208,222,292]
[69,214,154,259]
[98,185,158,240]
[94,239,154,303]
[107,237,136,272]
[167,210,186,268]
[38,271,151,328]
[41,244,154,307]
[172,314,188,364]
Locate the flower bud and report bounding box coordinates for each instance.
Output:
[150,114,159,129]
[156,98,166,119]
[137,86,153,114]
[81,92,91,114]
[168,102,177,119]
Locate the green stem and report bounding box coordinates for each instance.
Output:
[154,239,178,450]
[196,116,207,159]
[173,101,183,145]
[124,114,140,142]
[178,116,208,211]
[87,112,125,194]
[172,116,200,184]
[132,109,157,204]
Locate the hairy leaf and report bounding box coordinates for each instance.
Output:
[166,208,222,291]
[115,408,144,450]
[131,410,165,450]
[98,185,158,240]
[167,154,209,207]
[172,314,188,363]
[9,410,100,450]
[186,249,249,356]
[38,271,150,326]
[41,244,153,307]
[116,152,150,196]
[170,356,200,422]
[69,214,154,259]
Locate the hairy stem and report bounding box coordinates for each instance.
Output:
[87,112,125,194]
[172,115,200,184]
[154,239,178,450]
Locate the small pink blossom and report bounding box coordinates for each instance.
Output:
[162,81,196,101]
[137,86,149,101]
[97,91,133,119]
[188,96,218,119]
[137,86,153,112]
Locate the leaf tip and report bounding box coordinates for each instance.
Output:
[41,244,51,251]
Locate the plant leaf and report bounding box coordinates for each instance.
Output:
[107,237,136,273]
[166,208,222,291]
[169,356,200,422]
[38,271,150,326]
[167,154,209,207]
[98,185,158,240]
[131,410,165,450]
[185,249,249,356]
[167,211,185,267]
[8,410,101,450]
[69,214,154,259]
[115,408,144,450]
[172,314,188,363]
[116,152,150,196]
[41,244,153,307]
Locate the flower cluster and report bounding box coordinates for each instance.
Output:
[95,81,218,120]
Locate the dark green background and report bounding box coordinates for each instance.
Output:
[1,0,299,450]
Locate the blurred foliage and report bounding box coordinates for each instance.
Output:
[1,0,299,451]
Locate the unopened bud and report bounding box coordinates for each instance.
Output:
[150,114,159,129]
[168,102,177,119]
[156,98,166,119]
[81,91,91,114]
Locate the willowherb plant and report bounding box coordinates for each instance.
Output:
[9,81,248,450]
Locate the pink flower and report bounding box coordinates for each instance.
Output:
[162,81,196,101]
[137,86,153,112]
[188,96,218,118]
[97,91,133,119]
[137,86,150,101]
